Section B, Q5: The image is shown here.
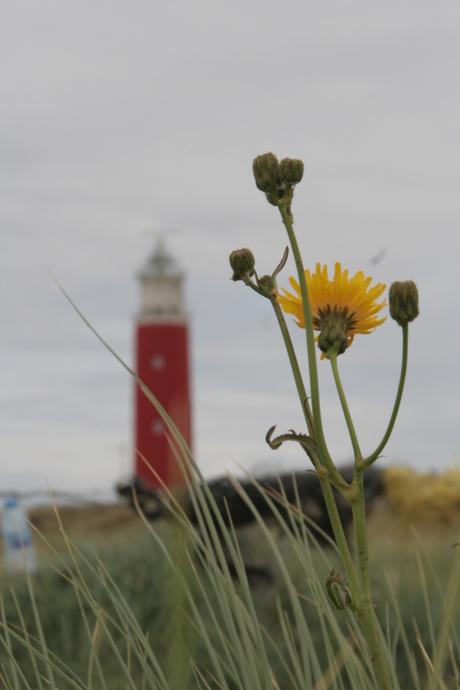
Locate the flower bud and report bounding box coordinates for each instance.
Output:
[256,274,277,296]
[252,153,280,193]
[229,248,255,282]
[389,281,419,326]
[318,312,349,358]
[279,157,304,186]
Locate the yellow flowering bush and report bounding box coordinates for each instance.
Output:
[383,466,460,525]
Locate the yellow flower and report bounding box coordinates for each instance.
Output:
[277,263,387,357]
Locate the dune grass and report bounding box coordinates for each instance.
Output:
[0,475,459,690]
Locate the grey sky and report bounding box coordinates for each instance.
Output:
[2,1,460,493]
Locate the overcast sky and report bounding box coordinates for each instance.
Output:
[2,1,460,496]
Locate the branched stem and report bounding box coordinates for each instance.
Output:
[277,206,346,491]
[274,207,361,608]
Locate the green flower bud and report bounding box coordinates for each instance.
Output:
[229,248,255,282]
[265,191,280,206]
[389,281,419,326]
[256,274,277,296]
[279,157,304,186]
[318,312,349,358]
[254,247,289,298]
[252,153,280,193]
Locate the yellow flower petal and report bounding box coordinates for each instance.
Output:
[277,263,387,353]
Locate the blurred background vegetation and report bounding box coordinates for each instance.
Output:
[0,466,459,689]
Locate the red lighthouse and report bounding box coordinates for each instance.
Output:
[133,241,192,490]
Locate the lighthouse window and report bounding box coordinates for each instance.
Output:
[151,419,165,436]
[150,354,166,371]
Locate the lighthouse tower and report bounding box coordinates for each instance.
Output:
[133,241,192,490]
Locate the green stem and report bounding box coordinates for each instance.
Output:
[329,351,362,461]
[273,306,361,603]
[352,468,393,689]
[330,354,392,686]
[273,200,391,688]
[270,296,315,437]
[277,205,338,480]
[275,205,360,602]
[318,476,361,603]
[362,323,409,468]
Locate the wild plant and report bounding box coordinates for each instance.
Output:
[229,152,420,689]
